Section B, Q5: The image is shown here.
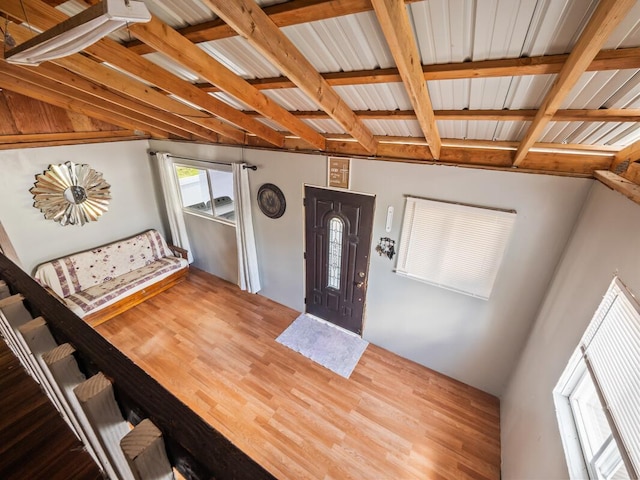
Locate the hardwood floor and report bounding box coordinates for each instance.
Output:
[96,268,500,479]
[0,339,101,479]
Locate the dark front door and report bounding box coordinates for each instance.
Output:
[304,186,375,335]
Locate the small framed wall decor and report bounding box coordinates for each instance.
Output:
[327,156,351,190]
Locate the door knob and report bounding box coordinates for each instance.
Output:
[355,282,364,288]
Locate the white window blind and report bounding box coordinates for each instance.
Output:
[395,197,516,299]
[580,278,640,478]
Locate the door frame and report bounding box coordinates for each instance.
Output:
[302,184,376,335]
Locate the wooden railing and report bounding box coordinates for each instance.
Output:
[0,253,273,480]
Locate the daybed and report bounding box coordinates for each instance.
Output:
[34,229,188,326]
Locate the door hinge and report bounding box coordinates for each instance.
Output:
[303,197,306,207]
[304,297,307,304]
[303,252,306,259]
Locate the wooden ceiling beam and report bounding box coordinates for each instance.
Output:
[595,170,640,205]
[127,0,421,55]
[1,22,232,144]
[322,133,619,154]
[203,0,378,154]
[0,131,148,150]
[1,66,173,139]
[246,135,611,176]
[610,139,640,177]
[2,39,199,141]
[0,130,142,144]
[197,46,640,92]
[371,0,440,158]
[0,0,282,147]
[512,0,636,167]
[553,109,640,123]
[0,135,147,150]
[128,16,325,150]
[0,59,197,141]
[0,71,171,138]
[260,108,640,122]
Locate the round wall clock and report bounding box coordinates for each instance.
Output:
[257,183,286,219]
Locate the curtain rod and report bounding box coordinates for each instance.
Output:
[148,151,257,170]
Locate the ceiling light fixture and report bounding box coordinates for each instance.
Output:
[5,0,151,66]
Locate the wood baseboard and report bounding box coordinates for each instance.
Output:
[84,268,189,327]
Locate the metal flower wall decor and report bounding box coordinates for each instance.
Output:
[30,161,111,226]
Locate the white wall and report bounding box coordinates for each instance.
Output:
[151,139,592,396]
[0,140,165,274]
[501,182,640,478]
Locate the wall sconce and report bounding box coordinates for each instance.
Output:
[375,237,395,260]
[5,0,151,66]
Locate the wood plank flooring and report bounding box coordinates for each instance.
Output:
[0,339,102,479]
[96,268,500,479]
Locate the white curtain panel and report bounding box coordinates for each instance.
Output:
[155,152,193,263]
[232,163,261,293]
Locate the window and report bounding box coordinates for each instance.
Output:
[174,164,235,224]
[327,217,344,289]
[395,196,516,299]
[554,278,639,479]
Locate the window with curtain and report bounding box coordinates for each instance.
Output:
[395,196,516,299]
[174,164,235,224]
[554,277,639,479]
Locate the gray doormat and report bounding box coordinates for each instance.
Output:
[276,313,368,378]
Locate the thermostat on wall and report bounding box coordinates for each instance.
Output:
[385,206,394,232]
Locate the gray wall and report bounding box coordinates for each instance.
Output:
[184,213,238,283]
[501,182,640,478]
[151,139,591,396]
[0,140,165,274]
[352,162,591,394]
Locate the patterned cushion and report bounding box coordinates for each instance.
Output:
[64,256,187,316]
[35,230,174,298]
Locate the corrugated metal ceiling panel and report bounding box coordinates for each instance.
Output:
[255,117,284,132]
[282,12,394,72]
[540,121,640,146]
[261,89,320,111]
[605,125,640,146]
[254,84,413,113]
[143,52,205,83]
[562,70,640,109]
[426,75,556,111]
[335,84,412,111]
[494,122,529,142]
[602,0,640,49]
[198,38,282,79]
[364,120,423,138]
[141,0,287,29]
[209,92,252,111]
[409,0,601,63]
[53,0,640,147]
[303,119,344,135]
[143,0,215,29]
[435,120,529,142]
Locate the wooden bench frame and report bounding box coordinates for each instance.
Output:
[83,267,188,327]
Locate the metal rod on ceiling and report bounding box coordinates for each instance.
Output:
[148,151,257,170]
